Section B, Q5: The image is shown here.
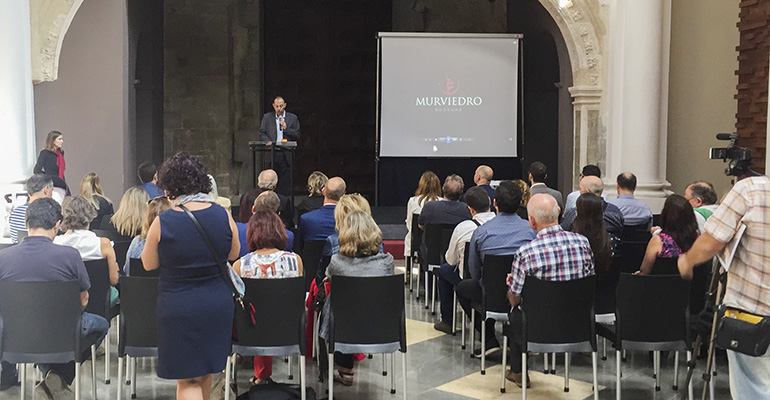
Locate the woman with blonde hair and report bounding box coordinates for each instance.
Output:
[404,171,441,258]
[512,179,530,220]
[297,171,329,218]
[80,172,114,229]
[320,210,394,385]
[123,196,172,275]
[108,186,150,241]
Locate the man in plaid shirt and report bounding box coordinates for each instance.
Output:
[504,193,595,387]
[678,175,770,399]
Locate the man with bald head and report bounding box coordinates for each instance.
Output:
[503,193,595,387]
[560,175,624,236]
[299,176,346,242]
[238,169,294,228]
[259,95,301,195]
[609,172,652,228]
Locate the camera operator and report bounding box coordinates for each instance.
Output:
[677,174,770,398]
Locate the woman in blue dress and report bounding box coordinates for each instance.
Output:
[142,153,240,400]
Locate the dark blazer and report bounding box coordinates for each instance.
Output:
[299,204,336,242]
[259,111,300,168]
[530,183,565,211]
[277,193,295,229]
[33,149,68,190]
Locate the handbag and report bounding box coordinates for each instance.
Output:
[714,305,770,357]
[180,204,246,306]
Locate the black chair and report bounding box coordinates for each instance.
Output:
[0,280,94,400]
[651,257,714,318]
[92,229,122,242]
[84,259,120,385]
[470,254,514,375]
[116,276,160,400]
[301,240,325,292]
[229,277,308,400]
[596,257,623,361]
[326,275,406,400]
[129,258,159,278]
[620,225,652,274]
[615,274,693,399]
[651,257,679,275]
[515,275,599,399]
[422,223,456,313]
[408,213,422,296]
[112,240,131,273]
[98,215,114,231]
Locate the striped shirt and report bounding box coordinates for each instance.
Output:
[9,202,29,243]
[509,224,595,296]
[704,176,770,316]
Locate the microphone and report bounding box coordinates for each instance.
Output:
[716,133,737,141]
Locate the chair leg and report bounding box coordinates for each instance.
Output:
[117,357,123,400]
[424,270,429,309]
[673,351,679,390]
[19,363,26,400]
[130,358,136,399]
[470,312,476,357]
[480,322,486,375]
[654,351,661,391]
[328,351,334,400]
[592,352,599,400]
[105,324,111,384]
[312,311,318,359]
[500,335,507,393]
[288,355,293,380]
[521,353,527,400]
[602,337,607,361]
[551,353,556,374]
[460,309,466,350]
[300,355,307,400]
[430,274,437,315]
[401,352,407,400]
[452,292,457,334]
[75,361,81,400]
[616,350,621,400]
[622,349,627,362]
[382,354,387,376]
[543,353,549,374]
[564,352,570,392]
[224,353,231,400]
[687,351,694,400]
[709,357,715,400]
[91,345,97,400]
[125,356,131,385]
[390,353,396,394]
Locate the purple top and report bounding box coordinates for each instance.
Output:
[658,232,684,258]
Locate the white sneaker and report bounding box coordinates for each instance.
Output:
[44,371,73,400]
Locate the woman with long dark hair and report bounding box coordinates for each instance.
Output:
[33,130,69,198]
[573,193,613,273]
[637,194,698,275]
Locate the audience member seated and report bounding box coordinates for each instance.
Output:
[418,174,471,229]
[239,169,294,229]
[561,175,624,236]
[512,179,530,220]
[319,211,395,386]
[684,180,719,233]
[637,194,698,275]
[503,193,596,387]
[236,191,294,258]
[434,186,495,333]
[564,164,603,212]
[9,174,53,243]
[54,196,120,307]
[296,171,329,219]
[472,165,496,213]
[404,171,441,260]
[107,186,150,242]
[609,172,653,229]
[456,181,536,354]
[0,198,109,399]
[573,193,616,311]
[299,176,346,242]
[233,210,304,386]
[137,161,165,199]
[527,161,564,211]
[124,196,172,275]
[80,172,114,230]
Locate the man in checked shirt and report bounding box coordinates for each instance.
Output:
[678,175,770,399]
[503,193,595,387]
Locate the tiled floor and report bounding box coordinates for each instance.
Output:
[3,268,732,399]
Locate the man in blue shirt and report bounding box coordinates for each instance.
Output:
[8,174,53,244]
[455,181,537,354]
[299,176,346,242]
[608,172,652,228]
[137,161,164,199]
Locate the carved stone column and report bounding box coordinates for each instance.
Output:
[606,0,672,211]
[569,85,603,189]
[0,0,36,184]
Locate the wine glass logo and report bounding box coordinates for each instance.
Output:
[440,77,459,95]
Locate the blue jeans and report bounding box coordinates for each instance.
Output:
[437,263,461,323]
[727,348,770,399]
[38,312,109,385]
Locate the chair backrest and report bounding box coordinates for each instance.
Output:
[619,225,652,273]
[84,259,112,318]
[621,224,652,242]
[234,277,306,352]
[328,275,406,352]
[651,257,679,275]
[93,228,121,242]
[118,276,160,355]
[521,275,597,348]
[302,240,326,291]
[424,223,456,265]
[595,256,622,314]
[113,240,132,272]
[0,280,81,363]
[410,213,422,257]
[129,257,159,277]
[480,254,515,314]
[99,214,114,230]
[615,273,691,349]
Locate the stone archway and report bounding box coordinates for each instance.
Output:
[29,0,84,83]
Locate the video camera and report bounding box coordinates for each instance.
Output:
[709,133,752,176]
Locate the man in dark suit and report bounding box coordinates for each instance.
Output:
[299,176,346,242]
[527,161,564,211]
[259,96,301,195]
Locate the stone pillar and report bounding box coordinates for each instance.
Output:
[606,0,672,212]
[0,0,36,184]
[569,86,603,189]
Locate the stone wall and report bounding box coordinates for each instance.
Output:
[736,0,770,173]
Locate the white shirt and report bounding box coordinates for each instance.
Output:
[404,195,439,256]
[275,112,285,141]
[445,211,496,276]
[53,229,104,261]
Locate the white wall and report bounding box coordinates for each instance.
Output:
[33,0,129,205]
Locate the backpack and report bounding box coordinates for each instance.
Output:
[236,382,317,400]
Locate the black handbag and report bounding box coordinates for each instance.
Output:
[714,305,770,356]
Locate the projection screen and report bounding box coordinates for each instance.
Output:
[378,33,521,158]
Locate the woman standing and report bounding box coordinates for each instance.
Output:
[80,172,114,230]
[142,153,239,400]
[232,210,303,385]
[33,130,69,199]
